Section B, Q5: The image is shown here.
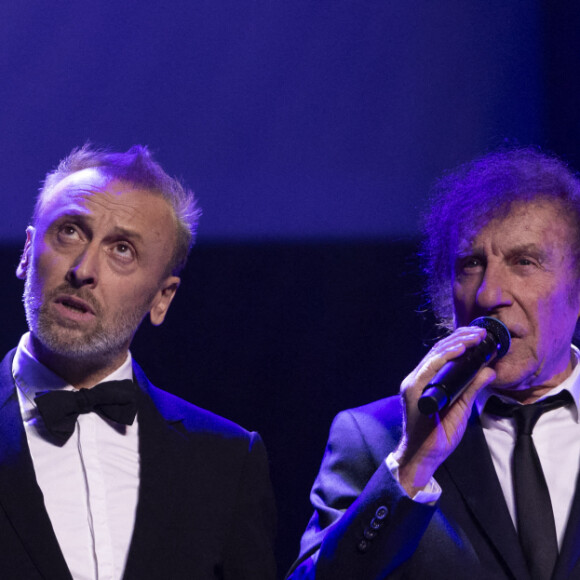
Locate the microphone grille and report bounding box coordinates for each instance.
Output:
[470,317,511,359]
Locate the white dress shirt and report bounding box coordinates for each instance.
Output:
[12,333,140,580]
[475,345,580,548]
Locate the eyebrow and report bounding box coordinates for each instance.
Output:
[107,226,145,245]
[507,243,546,255]
[455,242,550,260]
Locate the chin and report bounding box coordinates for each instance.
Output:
[489,359,532,391]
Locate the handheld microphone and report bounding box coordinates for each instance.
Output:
[417,317,511,416]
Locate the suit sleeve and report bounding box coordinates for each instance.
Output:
[223,431,277,580]
[285,408,437,580]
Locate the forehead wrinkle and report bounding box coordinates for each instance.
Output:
[44,192,137,231]
[83,190,144,221]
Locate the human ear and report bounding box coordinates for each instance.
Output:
[16,226,35,280]
[149,276,181,326]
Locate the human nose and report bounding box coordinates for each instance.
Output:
[475,264,512,311]
[66,245,99,288]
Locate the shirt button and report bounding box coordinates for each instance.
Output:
[357,539,370,553]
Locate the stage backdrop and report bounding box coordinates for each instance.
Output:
[1,0,579,574]
[4,0,579,244]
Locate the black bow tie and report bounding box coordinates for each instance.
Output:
[34,379,138,443]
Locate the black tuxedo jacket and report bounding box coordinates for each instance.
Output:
[286,396,580,580]
[0,350,276,579]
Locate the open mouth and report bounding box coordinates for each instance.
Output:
[55,296,94,316]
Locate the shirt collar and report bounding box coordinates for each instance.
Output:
[12,332,134,412]
[475,345,580,422]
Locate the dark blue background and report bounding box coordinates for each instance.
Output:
[1,0,568,242]
[1,1,579,574]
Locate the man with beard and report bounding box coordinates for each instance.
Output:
[286,148,580,580]
[0,145,276,579]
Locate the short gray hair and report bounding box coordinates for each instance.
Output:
[35,144,201,275]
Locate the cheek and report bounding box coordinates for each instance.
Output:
[32,248,75,295]
[536,290,578,348]
[106,279,157,314]
[35,254,63,283]
[35,241,62,270]
[452,282,475,324]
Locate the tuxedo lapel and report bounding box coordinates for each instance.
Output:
[0,351,71,579]
[122,364,210,578]
[553,470,580,579]
[124,386,186,568]
[440,409,530,580]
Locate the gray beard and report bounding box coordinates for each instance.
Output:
[22,268,149,364]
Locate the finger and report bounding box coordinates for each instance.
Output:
[402,327,487,396]
[462,367,497,405]
[443,367,497,422]
[428,326,487,356]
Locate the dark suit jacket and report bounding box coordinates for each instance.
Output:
[286,396,580,580]
[0,349,277,579]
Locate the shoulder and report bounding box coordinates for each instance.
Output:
[324,396,403,465]
[339,395,403,425]
[132,359,258,443]
[0,349,17,400]
[332,395,403,438]
[0,349,16,382]
[151,382,253,438]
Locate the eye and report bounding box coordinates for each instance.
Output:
[111,241,135,261]
[56,223,81,242]
[514,255,539,268]
[464,257,482,268]
[457,256,484,274]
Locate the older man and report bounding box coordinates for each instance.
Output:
[287,148,580,580]
[0,145,276,579]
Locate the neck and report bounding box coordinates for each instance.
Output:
[492,353,576,405]
[493,385,558,405]
[28,334,128,389]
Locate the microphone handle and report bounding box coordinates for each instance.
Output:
[418,336,498,415]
